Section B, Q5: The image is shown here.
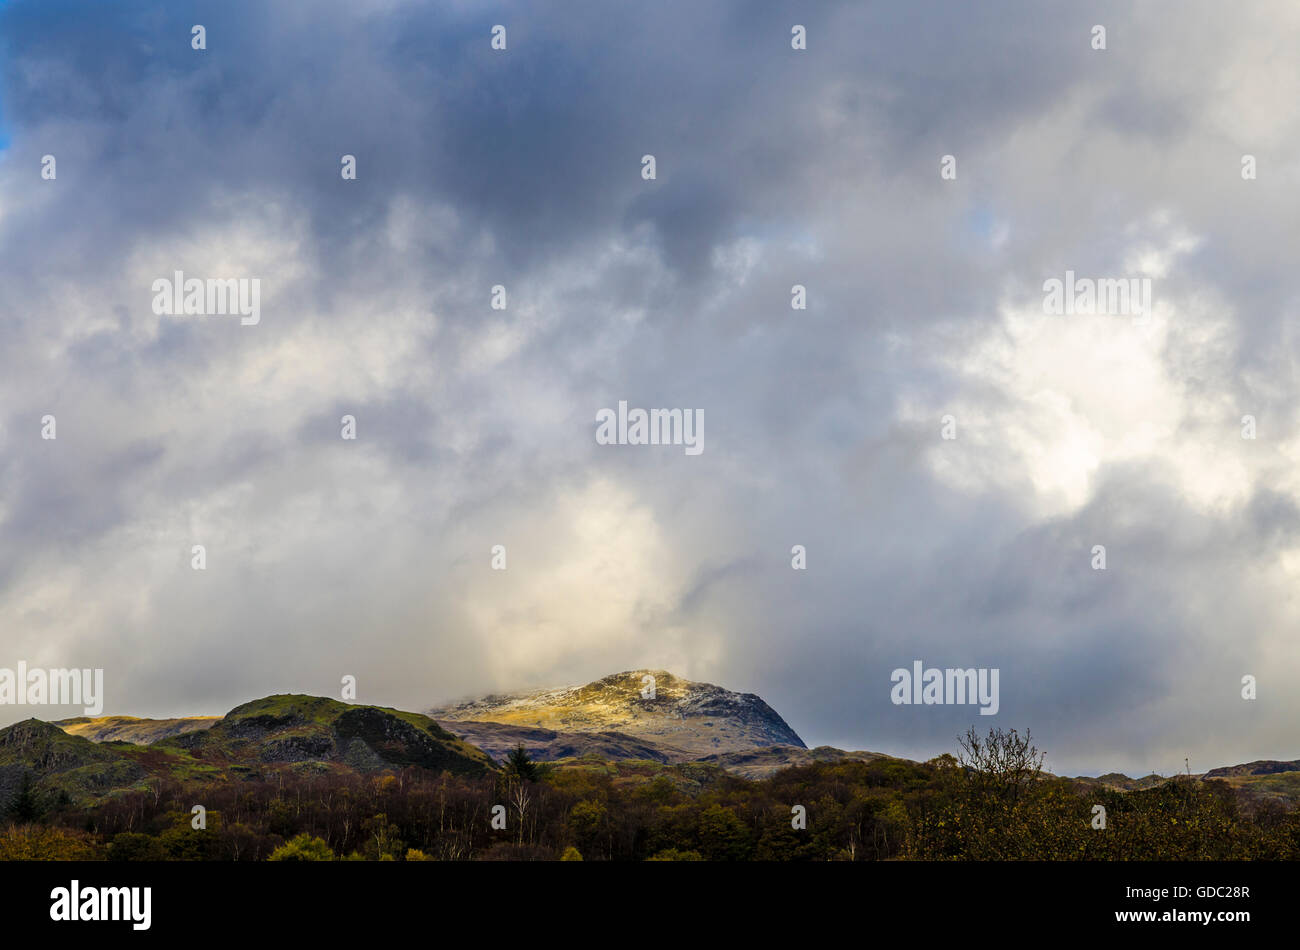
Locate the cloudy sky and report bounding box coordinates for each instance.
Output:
[1,0,1297,777]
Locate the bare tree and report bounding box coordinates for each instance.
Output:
[957,726,1046,807]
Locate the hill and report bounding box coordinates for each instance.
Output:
[0,719,146,813]
[174,695,496,776]
[697,744,895,780]
[1205,759,1300,778]
[3,694,496,814]
[53,715,219,744]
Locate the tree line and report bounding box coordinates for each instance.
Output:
[4,729,1298,860]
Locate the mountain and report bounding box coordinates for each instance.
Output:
[428,669,807,759]
[53,715,219,745]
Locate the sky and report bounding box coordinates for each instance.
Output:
[1,0,1298,777]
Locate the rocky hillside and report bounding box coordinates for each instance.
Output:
[429,670,806,758]
[176,695,496,775]
[0,719,146,813]
[433,720,684,765]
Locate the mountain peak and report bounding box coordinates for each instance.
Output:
[429,670,805,757]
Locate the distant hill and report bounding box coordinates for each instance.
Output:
[697,745,895,780]
[429,670,807,758]
[53,715,219,745]
[1067,763,1300,807]
[1205,759,1300,778]
[1072,772,1172,792]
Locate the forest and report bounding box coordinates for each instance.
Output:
[3,729,1298,861]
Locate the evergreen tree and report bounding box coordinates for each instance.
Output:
[505,744,539,782]
[7,775,43,823]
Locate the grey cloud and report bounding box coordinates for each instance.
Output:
[0,0,1296,775]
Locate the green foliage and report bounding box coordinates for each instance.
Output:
[158,810,221,860]
[567,798,608,858]
[359,813,405,860]
[108,832,165,861]
[505,745,540,782]
[268,833,335,861]
[0,825,103,860]
[559,845,583,861]
[696,804,753,860]
[6,775,44,822]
